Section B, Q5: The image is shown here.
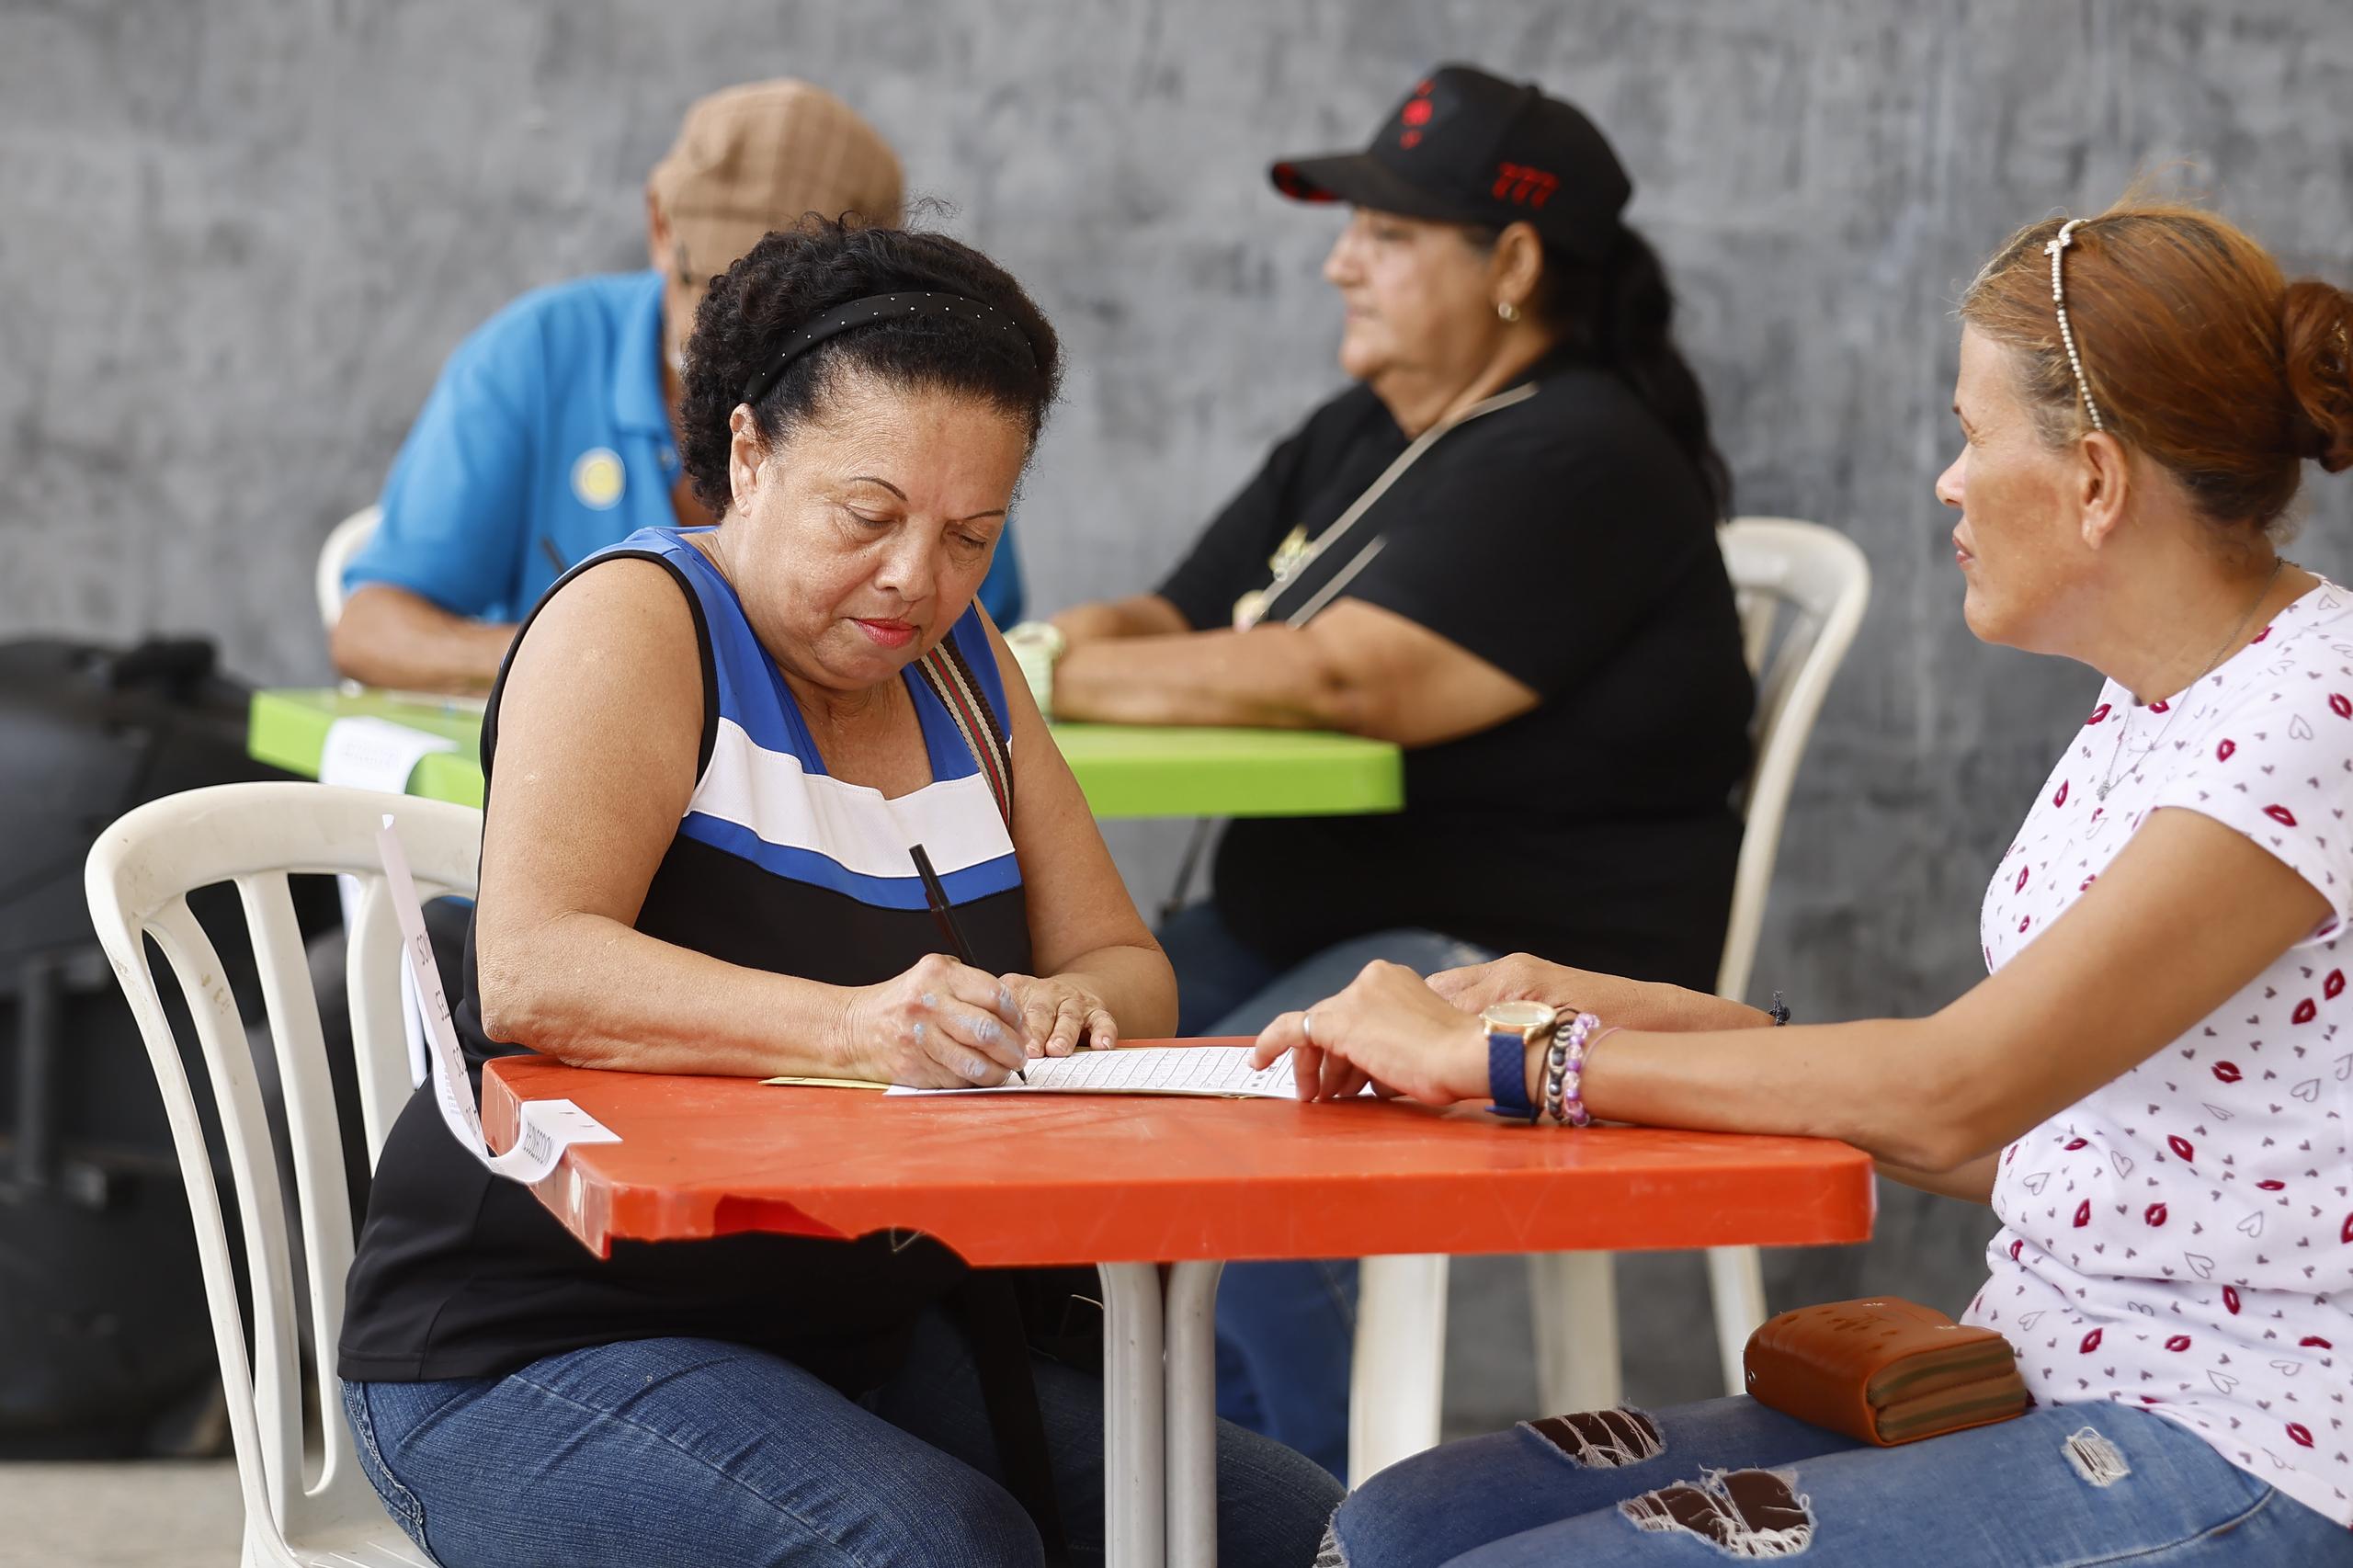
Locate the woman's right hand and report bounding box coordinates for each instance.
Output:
[837,954,1033,1086]
[1249,960,1491,1105]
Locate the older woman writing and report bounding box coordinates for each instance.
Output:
[1012,63,1755,1479]
[333,221,1339,1568]
[1261,199,2353,1564]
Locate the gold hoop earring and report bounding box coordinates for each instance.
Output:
[1495,301,1520,324]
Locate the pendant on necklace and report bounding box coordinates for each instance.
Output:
[2096,780,2112,801]
[1267,525,1310,581]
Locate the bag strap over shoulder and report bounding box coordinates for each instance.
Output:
[914,634,1015,831]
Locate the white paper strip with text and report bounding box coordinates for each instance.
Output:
[374,815,618,1183]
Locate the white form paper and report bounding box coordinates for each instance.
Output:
[322,715,463,1088]
[375,815,618,1182]
[884,1044,1313,1099]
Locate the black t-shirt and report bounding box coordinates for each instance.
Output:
[1158,357,1754,988]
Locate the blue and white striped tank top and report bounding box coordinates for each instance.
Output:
[540,526,1034,985]
[345,527,1026,1389]
[651,528,1026,919]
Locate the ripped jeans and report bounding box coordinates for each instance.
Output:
[1327,1396,2353,1566]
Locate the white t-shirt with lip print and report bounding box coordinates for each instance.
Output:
[1964,579,2353,1529]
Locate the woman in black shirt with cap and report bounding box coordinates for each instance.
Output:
[1006,66,1754,1480]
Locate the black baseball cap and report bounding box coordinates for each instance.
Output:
[1270,64,1632,261]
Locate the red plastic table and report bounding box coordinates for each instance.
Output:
[483,1050,1875,1568]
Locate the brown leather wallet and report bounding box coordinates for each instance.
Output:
[1743,1298,2030,1446]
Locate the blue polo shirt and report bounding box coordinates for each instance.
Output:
[348,270,1025,626]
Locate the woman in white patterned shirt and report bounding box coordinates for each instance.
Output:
[1262,198,2353,1566]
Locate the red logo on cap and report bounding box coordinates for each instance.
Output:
[1493,162,1560,209]
[1398,81,1438,150]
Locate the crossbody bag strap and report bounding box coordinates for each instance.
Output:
[1255,380,1540,629]
[914,635,1016,831]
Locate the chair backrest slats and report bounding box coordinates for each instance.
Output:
[103,927,286,1548]
[1717,518,1872,1003]
[347,874,425,1166]
[236,869,364,1498]
[85,782,479,1562]
[316,505,380,631]
[145,893,307,1527]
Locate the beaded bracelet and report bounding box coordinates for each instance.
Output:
[1568,1024,1623,1126]
[1540,1028,1571,1123]
[1542,1012,1601,1127]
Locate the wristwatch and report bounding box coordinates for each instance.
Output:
[1480,1000,1558,1122]
[1002,620,1068,718]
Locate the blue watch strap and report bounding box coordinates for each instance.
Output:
[1486,1027,1540,1121]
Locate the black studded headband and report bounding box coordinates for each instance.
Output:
[739,291,1037,405]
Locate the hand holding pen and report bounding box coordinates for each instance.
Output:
[839,952,1032,1088]
[909,844,1026,1084]
[910,843,1120,1071]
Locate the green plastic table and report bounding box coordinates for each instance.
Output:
[247,687,1404,820]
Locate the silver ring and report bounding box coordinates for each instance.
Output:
[1302,1011,1316,1045]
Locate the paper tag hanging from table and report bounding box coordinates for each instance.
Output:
[374,815,618,1181]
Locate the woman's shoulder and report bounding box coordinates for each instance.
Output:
[1512,362,1677,446]
[500,545,709,719]
[1441,364,1715,515]
[2140,594,2353,831]
[546,546,699,615]
[484,548,711,786]
[2186,581,2353,725]
[535,537,709,644]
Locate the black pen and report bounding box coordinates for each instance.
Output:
[908,843,1025,1084]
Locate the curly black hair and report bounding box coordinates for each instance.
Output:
[677,217,1063,521]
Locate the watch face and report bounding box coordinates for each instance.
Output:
[1482,1000,1557,1034]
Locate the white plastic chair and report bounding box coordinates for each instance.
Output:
[316,506,380,632]
[85,781,481,1566]
[1351,517,1871,1484]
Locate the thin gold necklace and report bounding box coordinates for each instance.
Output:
[2097,558,2287,802]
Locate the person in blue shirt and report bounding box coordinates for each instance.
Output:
[333,78,1026,693]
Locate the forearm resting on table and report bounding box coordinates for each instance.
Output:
[1877,1150,1999,1205]
[1052,624,1359,731]
[1048,593,1189,644]
[1643,993,1775,1033]
[332,582,517,695]
[1564,1013,2013,1175]
[476,910,857,1078]
[1579,971,1777,1034]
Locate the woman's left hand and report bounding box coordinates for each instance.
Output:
[1250,961,1490,1105]
[998,971,1120,1059]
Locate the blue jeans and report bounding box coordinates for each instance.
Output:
[1328,1395,2353,1566]
[341,1310,1340,1567]
[1158,905,1495,1484]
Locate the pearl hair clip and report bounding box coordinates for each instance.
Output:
[2044,219,2107,433]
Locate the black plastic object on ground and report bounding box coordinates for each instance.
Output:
[0,637,336,1458]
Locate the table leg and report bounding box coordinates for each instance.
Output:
[1099,1263,1165,1568]
[1164,1260,1225,1568]
[1351,1253,1449,1485]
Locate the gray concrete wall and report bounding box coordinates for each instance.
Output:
[6,0,2350,1433]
